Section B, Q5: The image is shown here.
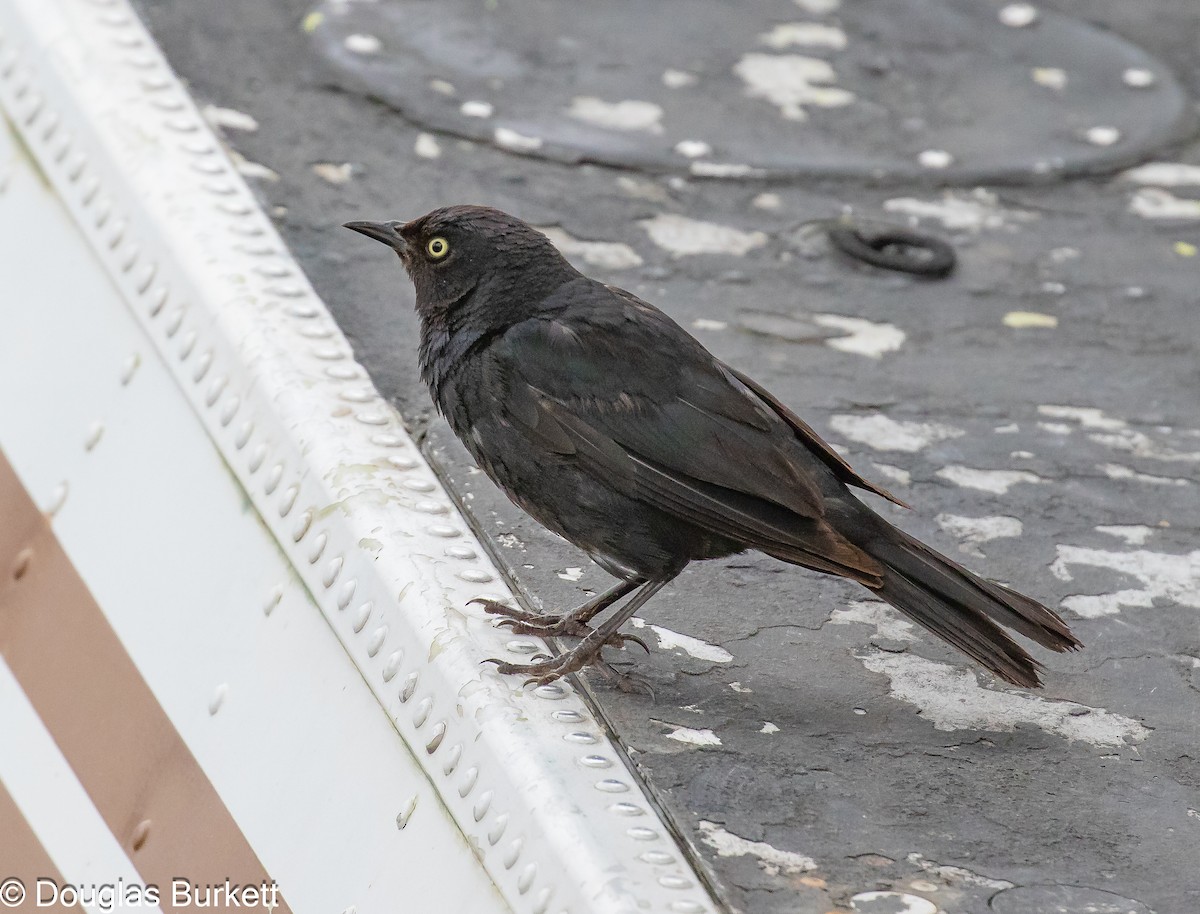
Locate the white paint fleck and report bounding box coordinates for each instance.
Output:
[760,721,780,734]
[460,100,493,118]
[1003,310,1058,329]
[935,465,1043,494]
[692,318,729,331]
[1036,405,1125,431]
[230,151,278,182]
[851,892,937,914]
[674,139,712,158]
[793,0,840,12]
[1051,545,1200,618]
[640,213,767,257]
[414,132,441,159]
[556,567,584,582]
[734,53,854,121]
[662,69,698,89]
[812,314,906,359]
[538,227,643,270]
[753,192,782,210]
[1011,450,1035,459]
[201,104,259,133]
[860,652,1149,747]
[1096,525,1154,546]
[690,162,767,178]
[729,681,753,693]
[1038,409,1200,460]
[1121,162,1200,187]
[1101,463,1190,486]
[872,463,912,487]
[1123,68,1157,88]
[828,600,917,642]
[616,175,670,203]
[698,821,816,875]
[1085,126,1122,147]
[999,3,1039,27]
[568,96,664,133]
[1031,67,1067,90]
[907,853,1014,890]
[1038,422,1072,435]
[918,149,953,169]
[830,414,965,453]
[994,423,1020,434]
[494,127,543,152]
[759,22,847,50]
[884,189,1035,232]
[429,78,456,96]
[344,33,381,54]
[312,162,354,185]
[631,618,734,663]
[935,514,1023,556]
[665,725,723,747]
[1129,188,1200,220]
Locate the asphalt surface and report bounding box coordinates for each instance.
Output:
[136,1,1200,911]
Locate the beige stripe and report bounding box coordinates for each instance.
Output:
[0,781,80,912]
[0,451,291,913]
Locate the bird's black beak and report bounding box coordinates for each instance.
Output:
[343,220,408,255]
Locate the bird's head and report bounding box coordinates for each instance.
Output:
[344,205,579,324]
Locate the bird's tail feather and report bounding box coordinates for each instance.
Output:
[862,522,1081,688]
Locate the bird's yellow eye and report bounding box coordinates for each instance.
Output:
[426,236,450,259]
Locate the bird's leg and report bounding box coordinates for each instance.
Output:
[486,576,674,685]
[471,578,640,637]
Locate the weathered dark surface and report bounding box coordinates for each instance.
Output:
[136,1,1200,911]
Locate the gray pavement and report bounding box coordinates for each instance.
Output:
[135,1,1200,911]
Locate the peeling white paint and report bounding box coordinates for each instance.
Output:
[639,213,767,257]
[1085,126,1121,147]
[1051,545,1200,618]
[460,100,493,118]
[793,0,841,12]
[1096,525,1155,546]
[665,725,723,747]
[759,22,847,50]
[907,853,1014,890]
[733,53,854,121]
[312,162,354,185]
[1129,188,1200,219]
[936,514,1022,557]
[556,567,584,582]
[999,3,1039,27]
[851,892,937,914]
[414,132,441,159]
[229,151,278,182]
[935,465,1043,494]
[729,681,753,693]
[829,600,917,642]
[1121,162,1200,186]
[1123,68,1157,88]
[494,127,543,152]
[830,414,965,453]
[692,318,729,331]
[760,721,780,734]
[344,32,382,54]
[201,104,259,133]
[753,192,781,210]
[698,821,816,875]
[872,463,912,487]
[689,162,767,178]
[568,96,664,133]
[1101,463,1190,486]
[1031,67,1067,90]
[1038,422,1072,435]
[1036,405,1125,431]
[674,139,712,158]
[860,652,1149,747]
[917,149,953,169]
[631,618,734,663]
[539,227,643,270]
[812,314,905,359]
[662,69,698,89]
[884,189,1035,232]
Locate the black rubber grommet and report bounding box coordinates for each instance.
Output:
[827,222,956,278]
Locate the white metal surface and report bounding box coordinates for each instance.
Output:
[0,1,719,912]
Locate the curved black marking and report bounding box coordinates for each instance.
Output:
[827,221,956,278]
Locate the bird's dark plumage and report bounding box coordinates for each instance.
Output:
[345,205,1081,688]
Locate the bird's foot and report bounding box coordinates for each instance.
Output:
[471,597,648,653]
[484,629,640,686]
[469,597,547,626]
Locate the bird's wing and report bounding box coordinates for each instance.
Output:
[487,292,883,583]
[721,364,909,508]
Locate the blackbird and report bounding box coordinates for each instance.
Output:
[345,206,1081,688]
